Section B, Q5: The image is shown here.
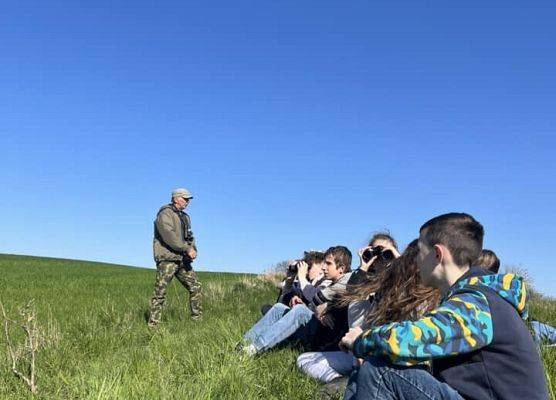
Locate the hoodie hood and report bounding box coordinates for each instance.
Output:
[449,267,528,320]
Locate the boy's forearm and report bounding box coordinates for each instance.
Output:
[353,291,494,363]
[298,274,309,290]
[301,284,319,303]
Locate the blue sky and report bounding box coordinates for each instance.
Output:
[2,2,555,295]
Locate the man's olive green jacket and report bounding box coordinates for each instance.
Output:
[153,204,197,263]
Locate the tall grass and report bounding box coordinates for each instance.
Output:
[0,255,322,399]
[0,254,553,399]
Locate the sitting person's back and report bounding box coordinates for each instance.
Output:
[341,213,549,400]
[431,267,546,399]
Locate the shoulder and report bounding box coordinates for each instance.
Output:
[439,288,491,318]
[158,204,175,213]
[336,272,353,286]
[157,205,178,219]
[326,273,352,292]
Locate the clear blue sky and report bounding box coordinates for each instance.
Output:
[2,2,555,295]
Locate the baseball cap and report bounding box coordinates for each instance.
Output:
[172,188,193,199]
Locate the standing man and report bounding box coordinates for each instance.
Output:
[148,188,202,327]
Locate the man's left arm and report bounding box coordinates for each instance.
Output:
[351,290,493,365]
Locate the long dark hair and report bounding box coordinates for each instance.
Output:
[343,239,440,327]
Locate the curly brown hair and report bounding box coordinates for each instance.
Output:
[343,239,440,327]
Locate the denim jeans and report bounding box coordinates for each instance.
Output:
[243,303,314,352]
[531,321,556,346]
[344,357,463,400]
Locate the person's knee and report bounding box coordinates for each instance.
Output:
[357,358,386,386]
[291,304,312,322]
[272,303,289,313]
[191,282,202,294]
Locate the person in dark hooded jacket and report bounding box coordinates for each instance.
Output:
[340,213,548,400]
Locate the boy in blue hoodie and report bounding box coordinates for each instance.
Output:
[340,213,548,400]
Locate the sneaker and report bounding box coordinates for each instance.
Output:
[241,344,257,357]
[234,341,244,353]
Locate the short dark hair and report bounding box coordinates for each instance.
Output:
[324,246,352,272]
[369,232,398,250]
[420,213,484,267]
[475,249,500,273]
[302,250,325,266]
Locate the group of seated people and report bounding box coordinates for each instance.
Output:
[238,212,550,399]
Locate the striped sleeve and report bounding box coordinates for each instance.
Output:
[310,274,350,307]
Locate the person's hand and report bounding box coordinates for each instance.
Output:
[358,246,376,272]
[339,326,363,352]
[298,261,309,277]
[297,261,310,289]
[297,261,309,279]
[187,248,197,260]
[289,295,304,307]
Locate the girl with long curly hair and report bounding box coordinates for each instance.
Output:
[297,239,440,385]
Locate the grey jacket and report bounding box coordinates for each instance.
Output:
[302,272,352,309]
[153,204,197,263]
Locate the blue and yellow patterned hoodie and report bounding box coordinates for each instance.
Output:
[352,267,548,399]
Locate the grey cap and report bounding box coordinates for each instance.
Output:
[172,188,193,199]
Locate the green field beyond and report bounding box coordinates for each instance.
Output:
[0,254,554,399]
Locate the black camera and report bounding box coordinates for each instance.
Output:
[362,246,394,264]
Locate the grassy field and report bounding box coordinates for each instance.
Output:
[0,254,554,399]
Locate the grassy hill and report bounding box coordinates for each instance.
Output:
[0,254,554,399]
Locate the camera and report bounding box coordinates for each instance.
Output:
[362,246,394,264]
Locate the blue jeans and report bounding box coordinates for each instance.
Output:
[531,321,556,346]
[243,303,314,352]
[344,357,463,400]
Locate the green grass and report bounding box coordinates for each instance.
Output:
[0,254,554,399]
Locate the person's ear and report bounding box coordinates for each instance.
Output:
[433,244,444,263]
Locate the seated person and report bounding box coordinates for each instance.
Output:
[475,249,500,273]
[341,213,549,400]
[240,246,352,356]
[297,233,399,382]
[301,234,400,355]
[297,239,438,385]
[476,248,556,347]
[260,251,326,315]
[347,232,401,288]
[345,232,401,327]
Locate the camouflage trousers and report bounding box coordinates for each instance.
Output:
[148,260,202,325]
